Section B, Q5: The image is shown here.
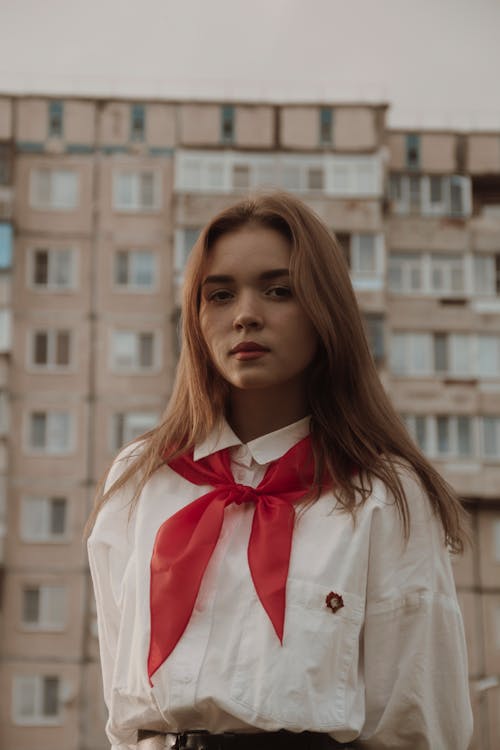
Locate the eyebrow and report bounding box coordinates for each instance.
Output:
[202,268,290,286]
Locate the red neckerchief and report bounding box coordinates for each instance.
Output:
[148,435,319,681]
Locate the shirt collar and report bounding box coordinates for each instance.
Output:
[193,416,311,465]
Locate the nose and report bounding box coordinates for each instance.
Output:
[232,291,264,331]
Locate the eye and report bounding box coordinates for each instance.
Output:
[207,289,234,303]
[266,285,292,299]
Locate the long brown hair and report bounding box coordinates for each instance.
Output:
[86,191,468,551]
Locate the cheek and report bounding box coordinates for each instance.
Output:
[199,314,220,359]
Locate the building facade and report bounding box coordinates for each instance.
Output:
[0,95,498,750]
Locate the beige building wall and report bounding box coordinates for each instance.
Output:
[386,131,458,172]
[0,96,13,139]
[468,134,500,173]
[334,106,378,151]
[235,105,274,148]
[180,103,221,145]
[281,105,321,149]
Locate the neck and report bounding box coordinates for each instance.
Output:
[227,383,309,444]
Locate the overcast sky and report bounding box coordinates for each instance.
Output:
[1,0,499,129]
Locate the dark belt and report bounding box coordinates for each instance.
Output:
[137,730,354,750]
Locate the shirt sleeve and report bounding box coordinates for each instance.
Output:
[359,468,473,750]
[87,449,140,750]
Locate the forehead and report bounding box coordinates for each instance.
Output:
[204,226,291,276]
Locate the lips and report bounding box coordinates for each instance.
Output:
[230,341,270,354]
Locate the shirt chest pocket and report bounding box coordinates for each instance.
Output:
[229,578,364,731]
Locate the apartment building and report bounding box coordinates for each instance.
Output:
[0,95,498,750]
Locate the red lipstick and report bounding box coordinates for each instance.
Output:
[230,341,269,360]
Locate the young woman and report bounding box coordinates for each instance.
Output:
[87,192,473,750]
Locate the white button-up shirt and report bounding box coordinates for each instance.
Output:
[88,418,473,750]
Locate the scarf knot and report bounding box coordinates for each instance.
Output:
[233,484,258,505]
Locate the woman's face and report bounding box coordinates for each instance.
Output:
[199,225,318,396]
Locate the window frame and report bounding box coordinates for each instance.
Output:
[174,228,201,284]
[390,173,472,218]
[111,411,159,452]
[481,416,500,460]
[27,247,78,292]
[109,329,162,374]
[27,328,74,372]
[20,496,69,543]
[12,675,62,726]
[25,410,74,456]
[48,101,64,139]
[350,233,385,290]
[319,107,334,146]
[112,169,162,213]
[29,168,79,211]
[130,104,146,142]
[220,105,235,144]
[113,249,157,292]
[21,584,67,631]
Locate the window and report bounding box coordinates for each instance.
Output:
[112,411,159,451]
[0,144,12,185]
[433,415,472,457]
[436,416,473,458]
[390,333,432,376]
[0,223,13,269]
[449,334,473,377]
[111,331,158,372]
[392,333,500,378]
[363,315,385,364]
[409,175,421,212]
[450,175,466,217]
[482,417,500,459]
[22,585,66,630]
[307,167,324,191]
[388,252,423,293]
[319,107,333,145]
[405,133,420,170]
[30,169,79,210]
[114,250,156,290]
[175,150,382,197]
[403,414,430,453]
[493,519,500,563]
[0,389,9,435]
[20,496,68,542]
[28,411,72,454]
[130,104,145,141]
[430,254,464,294]
[350,235,384,289]
[0,309,11,352]
[233,164,250,190]
[29,248,76,290]
[29,329,72,369]
[351,234,377,276]
[13,675,61,725]
[48,101,63,138]
[478,335,500,377]
[113,171,160,212]
[221,106,235,144]
[389,173,471,217]
[174,228,201,283]
[474,254,500,295]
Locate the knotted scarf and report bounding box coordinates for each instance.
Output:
[148,435,319,680]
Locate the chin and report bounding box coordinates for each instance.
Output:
[231,376,275,390]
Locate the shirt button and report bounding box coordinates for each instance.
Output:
[234,470,246,482]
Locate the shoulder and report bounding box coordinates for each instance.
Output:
[362,458,446,557]
[88,440,147,547]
